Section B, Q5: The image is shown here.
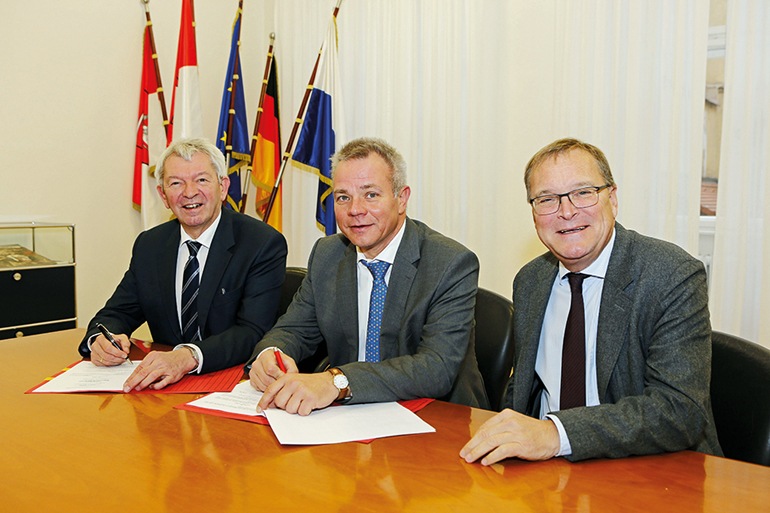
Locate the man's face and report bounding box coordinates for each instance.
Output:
[529,148,618,272]
[333,153,410,259]
[157,153,229,239]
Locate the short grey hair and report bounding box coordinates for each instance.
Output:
[155,138,227,187]
[524,138,615,201]
[331,137,407,196]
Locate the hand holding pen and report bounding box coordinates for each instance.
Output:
[274,348,287,373]
[95,323,132,365]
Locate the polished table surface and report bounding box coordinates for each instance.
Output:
[1,329,768,512]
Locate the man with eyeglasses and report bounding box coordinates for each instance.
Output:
[461,138,722,464]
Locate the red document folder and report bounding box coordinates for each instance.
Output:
[26,361,244,394]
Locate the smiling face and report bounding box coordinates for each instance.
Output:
[529,148,618,272]
[332,153,411,259]
[157,152,230,239]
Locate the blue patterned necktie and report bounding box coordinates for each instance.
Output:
[181,241,202,344]
[362,260,390,363]
[561,272,587,410]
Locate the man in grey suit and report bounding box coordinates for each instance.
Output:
[248,137,488,415]
[461,138,721,463]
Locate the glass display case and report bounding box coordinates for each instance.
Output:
[0,222,76,338]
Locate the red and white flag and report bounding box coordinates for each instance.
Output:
[169,0,203,141]
[133,23,169,230]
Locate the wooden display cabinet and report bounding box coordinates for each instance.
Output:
[0,222,76,339]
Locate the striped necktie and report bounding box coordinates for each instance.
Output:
[181,241,202,344]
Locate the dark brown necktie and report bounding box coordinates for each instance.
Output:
[560,272,587,410]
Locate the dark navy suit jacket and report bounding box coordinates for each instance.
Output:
[80,208,287,373]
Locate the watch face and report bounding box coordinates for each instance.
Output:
[333,373,349,390]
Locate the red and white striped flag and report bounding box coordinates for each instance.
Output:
[169,0,203,141]
[133,22,169,230]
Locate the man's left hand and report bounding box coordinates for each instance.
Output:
[256,372,339,416]
[459,409,561,465]
[123,349,198,392]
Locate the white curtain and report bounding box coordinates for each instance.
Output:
[552,0,709,253]
[272,0,552,297]
[710,0,770,348]
[269,0,709,298]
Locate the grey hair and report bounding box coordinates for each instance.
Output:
[524,138,615,201]
[331,137,407,196]
[155,138,227,187]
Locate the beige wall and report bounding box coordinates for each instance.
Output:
[0,2,273,328]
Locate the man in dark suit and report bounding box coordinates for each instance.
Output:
[248,137,487,415]
[461,138,721,464]
[80,138,287,392]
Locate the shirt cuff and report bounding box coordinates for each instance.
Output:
[256,346,282,360]
[545,414,572,457]
[174,344,203,374]
[86,333,98,351]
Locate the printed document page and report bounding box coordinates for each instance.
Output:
[30,360,242,394]
[33,361,134,393]
[186,381,265,417]
[265,401,436,445]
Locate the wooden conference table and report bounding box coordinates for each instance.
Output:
[1,329,768,512]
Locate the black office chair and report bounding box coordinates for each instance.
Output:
[277,267,307,319]
[710,330,770,467]
[474,288,515,411]
[277,267,329,373]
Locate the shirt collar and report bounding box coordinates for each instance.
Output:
[356,219,407,265]
[179,209,223,250]
[558,226,616,280]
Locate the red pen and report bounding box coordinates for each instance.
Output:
[274,348,287,373]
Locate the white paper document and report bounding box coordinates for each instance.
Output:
[264,401,436,445]
[187,381,265,417]
[33,360,135,393]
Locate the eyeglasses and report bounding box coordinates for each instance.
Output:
[529,185,612,215]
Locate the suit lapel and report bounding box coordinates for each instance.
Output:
[160,222,183,343]
[596,223,634,400]
[197,209,234,335]
[514,255,558,412]
[336,241,360,362]
[379,219,419,361]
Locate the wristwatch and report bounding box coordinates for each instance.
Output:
[328,367,350,402]
[184,346,200,366]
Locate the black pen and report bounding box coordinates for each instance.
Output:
[96,323,132,365]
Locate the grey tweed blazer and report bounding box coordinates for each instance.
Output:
[506,223,722,461]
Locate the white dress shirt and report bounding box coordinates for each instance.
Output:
[355,221,406,361]
[537,228,616,456]
[173,211,223,373]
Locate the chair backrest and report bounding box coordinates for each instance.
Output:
[278,267,307,319]
[474,288,515,411]
[710,330,770,467]
[278,267,329,373]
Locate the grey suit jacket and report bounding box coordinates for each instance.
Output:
[506,223,722,461]
[250,218,489,408]
[80,208,288,373]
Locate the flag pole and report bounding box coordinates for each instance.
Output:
[224,0,244,206]
[241,32,276,214]
[142,0,170,140]
[263,0,342,224]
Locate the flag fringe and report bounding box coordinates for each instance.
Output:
[291,159,333,187]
